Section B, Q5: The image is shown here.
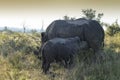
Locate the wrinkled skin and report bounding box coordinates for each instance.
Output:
[41,18,104,54]
[41,37,86,73]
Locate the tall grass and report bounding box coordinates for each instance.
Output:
[65,33,120,80]
[0,31,120,80]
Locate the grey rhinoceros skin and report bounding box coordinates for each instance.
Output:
[41,37,82,73]
[42,18,104,53]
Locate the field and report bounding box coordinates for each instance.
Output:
[0,31,120,80]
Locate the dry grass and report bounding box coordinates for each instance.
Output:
[0,32,120,80]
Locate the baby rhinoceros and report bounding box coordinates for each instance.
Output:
[41,37,87,74]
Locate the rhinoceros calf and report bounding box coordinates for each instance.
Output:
[41,18,104,54]
[41,37,87,73]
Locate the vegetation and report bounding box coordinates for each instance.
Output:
[63,9,104,25]
[63,15,76,20]
[82,9,104,22]
[0,27,120,80]
[106,20,120,36]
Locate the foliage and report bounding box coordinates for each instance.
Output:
[106,20,120,36]
[82,9,104,23]
[63,9,104,25]
[63,15,76,20]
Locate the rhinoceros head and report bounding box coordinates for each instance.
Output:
[41,32,48,44]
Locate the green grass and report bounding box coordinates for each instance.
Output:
[0,31,120,80]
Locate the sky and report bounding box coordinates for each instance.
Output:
[0,0,120,30]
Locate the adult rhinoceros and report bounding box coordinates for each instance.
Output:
[41,18,104,54]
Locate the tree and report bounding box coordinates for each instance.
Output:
[97,13,104,23]
[106,20,120,36]
[63,15,70,20]
[23,24,26,33]
[4,26,8,31]
[82,9,104,23]
[63,15,76,20]
[22,21,26,33]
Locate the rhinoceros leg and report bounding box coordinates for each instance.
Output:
[43,62,50,74]
[42,58,47,73]
[69,54,74,66]
[63,58,69,68]
[42,54,51,74]
[42,59,46,70]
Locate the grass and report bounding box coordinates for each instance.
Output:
[0,31,120,80]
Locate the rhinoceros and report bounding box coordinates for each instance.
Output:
[41,18,104,54]
[41,37,88,73]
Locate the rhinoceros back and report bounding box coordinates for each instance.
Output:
[46,19,84,40]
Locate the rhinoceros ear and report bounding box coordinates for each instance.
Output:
[41,32,45,43]
[41,32,48,43]
[41,32,45,38]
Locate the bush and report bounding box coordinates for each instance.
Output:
[106,20,120,36]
